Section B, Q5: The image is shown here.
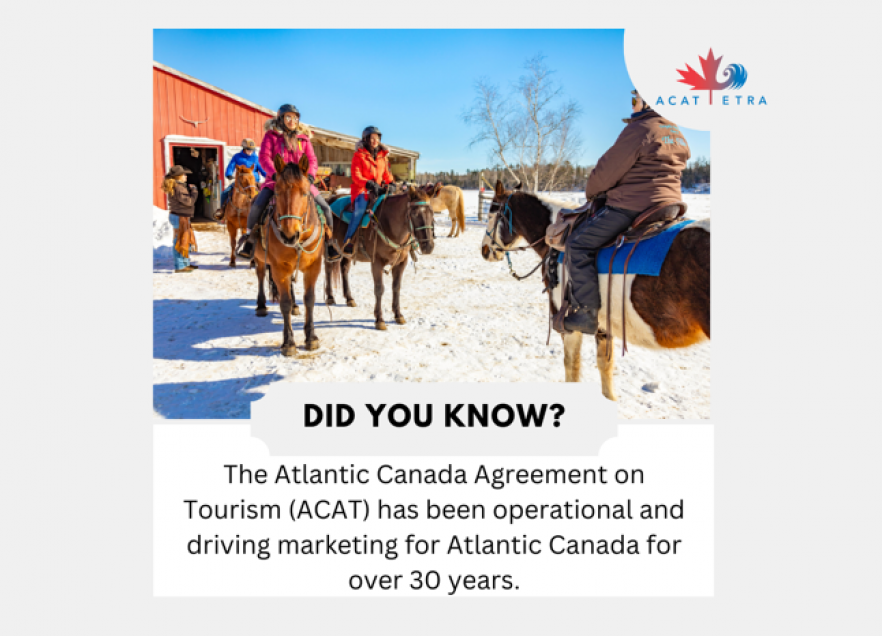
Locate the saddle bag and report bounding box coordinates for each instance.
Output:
[544,197,603,252]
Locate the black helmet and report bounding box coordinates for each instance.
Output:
[278,104,300,117]
[362,126,382,140]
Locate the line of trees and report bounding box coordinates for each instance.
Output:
[417,163,594,191]
[419,156,711,193]
[681,156,710,189]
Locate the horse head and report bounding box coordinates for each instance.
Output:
[407,186,435,255]
[272,153,312,241]
[481,179,520,262]
[234,165,257,199]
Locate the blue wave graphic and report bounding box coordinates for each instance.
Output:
[723,64,748,90]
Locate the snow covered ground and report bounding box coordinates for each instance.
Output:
[153,192,710,419]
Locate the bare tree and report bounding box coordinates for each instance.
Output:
[463,54,582,192]
[462,79,521,184]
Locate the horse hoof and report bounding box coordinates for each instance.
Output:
[347,300,357,307]
[602,390,619,402]
[256,307,268,317]
[326,298,336,306]
[281,345,297,357]
[292,306,301,316]
[395,316,407,325]
[375,321,387,331]
[305,339,320,351]
[229,262,236,268]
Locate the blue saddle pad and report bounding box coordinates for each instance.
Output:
[595,220,694,276]
[330,195,386,228]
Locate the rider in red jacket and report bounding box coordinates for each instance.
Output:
[342,126,395,258]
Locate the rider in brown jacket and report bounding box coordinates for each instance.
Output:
[564,90,691,334]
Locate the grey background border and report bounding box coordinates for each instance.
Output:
[7,5,879,635]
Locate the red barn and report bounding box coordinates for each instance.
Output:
[153,61,420,219]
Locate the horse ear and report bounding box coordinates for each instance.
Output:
[514,181,523,191]
[246,165,254,172]
[432,183,442,197]
[495,179,505,197]
[298,153,310,174]
[273,154,286,176]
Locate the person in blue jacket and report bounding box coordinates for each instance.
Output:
[220,139,266,210]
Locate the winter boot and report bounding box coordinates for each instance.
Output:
[325,239,342,263]
[563,305,599,335]
[236,232,255,259]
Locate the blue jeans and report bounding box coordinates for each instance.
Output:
[220,184,233,208]
[344,193,369,243]
[169,214,190,270]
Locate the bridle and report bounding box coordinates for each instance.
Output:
[370,196,434,255]
[267,178,322,256]
[230,177,258,216]
[485,192,545,280]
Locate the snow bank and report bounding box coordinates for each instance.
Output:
[153,206,174,261]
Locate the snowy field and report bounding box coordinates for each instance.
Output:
[153,192,710,419]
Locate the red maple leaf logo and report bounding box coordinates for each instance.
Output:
[677,48,727,104]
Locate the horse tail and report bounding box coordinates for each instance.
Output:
[456,189,466,234]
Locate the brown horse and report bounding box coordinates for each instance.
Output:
[252,154,325,356]
[481,180,710,400]
[325,187,435,330]
[222,165,258,267]
[422,183,466,237]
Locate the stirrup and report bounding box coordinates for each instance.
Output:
[236,233,254,258]
[325,240,343,263]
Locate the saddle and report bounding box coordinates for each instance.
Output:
[547,197,689,350]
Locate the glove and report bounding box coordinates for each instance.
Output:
[366,181,380,195]
[308,174,315,185]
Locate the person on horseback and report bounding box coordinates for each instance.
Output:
[341,126,396,259]
[236,104,341,262]
[563,89,691,335]
[220,138,266,209]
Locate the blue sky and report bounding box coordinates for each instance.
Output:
[154,30,710,174]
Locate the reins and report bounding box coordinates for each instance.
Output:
[486,193,546,280]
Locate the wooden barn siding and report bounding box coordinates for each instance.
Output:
[153,68,269,208]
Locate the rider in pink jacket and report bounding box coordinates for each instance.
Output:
[238,104,339,261]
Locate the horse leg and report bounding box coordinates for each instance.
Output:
[302,258,322,350]
[391,258,407,324]
[228,220,237,267]
[255,258,268,317]
[447,208,456,238]
[277,268,297,356]
[325,260,336,306]
[290,277,300,315]
[595,331,618,401]
[562,331,583,382]
[372,260,386,330]
[342,258,356,307]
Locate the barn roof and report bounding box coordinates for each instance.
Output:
[153,61,420,159]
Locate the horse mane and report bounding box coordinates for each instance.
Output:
[527,192,574,223]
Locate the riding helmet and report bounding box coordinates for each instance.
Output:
[362,126,382,140]
[278,104,300,118]
[241,138,257,149]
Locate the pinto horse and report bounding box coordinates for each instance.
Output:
[325,186,435,330]
[223,165,258,267]
[252,154,325,356]
[480,180,710,400]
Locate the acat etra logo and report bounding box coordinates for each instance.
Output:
[658,48,767,107]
